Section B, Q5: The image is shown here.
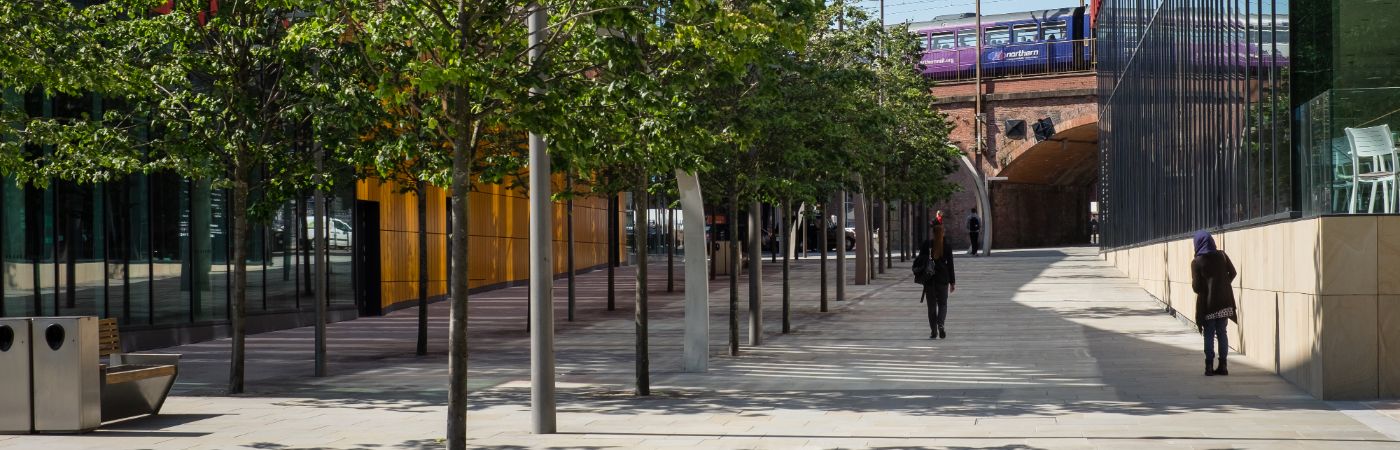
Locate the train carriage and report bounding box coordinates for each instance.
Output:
[909,7,1093,80]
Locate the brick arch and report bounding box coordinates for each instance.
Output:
[995,111,1099,186]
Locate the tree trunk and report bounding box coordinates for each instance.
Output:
[566,174,575,322]
[299,197,311,296]
[666,195,674,293]
[879,200,887,273]
[781,200,790,334]
[707,212,716,281]
[853,188,868,285]
[445,105,474,450]
[314,148,327,377]
[747,200,762,346]
[228,176,249,394]
[819,201,828,313]
[634,183,650,396]
[835,191,846,301]
[607,193,617,311]
[418,179,429,354]
[727,191,739,356]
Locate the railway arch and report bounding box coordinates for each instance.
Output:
[930,72,1099,250]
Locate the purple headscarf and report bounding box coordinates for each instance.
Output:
[1193,230,1217,256]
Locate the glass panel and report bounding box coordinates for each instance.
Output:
[328,183,354,308]
[127,173,152,325]
[266,199,300,311]
[1043,22,1066,41]
[150,173,190,325]
[1298,88,1400,215]
[985,27,1010,46]
[1013,24,1038,43]
[2,178,34,317]
[915,33,928,52]
[931,33,955,49]
[957,30,976,48]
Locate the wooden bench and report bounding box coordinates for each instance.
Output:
[97,319,180,423]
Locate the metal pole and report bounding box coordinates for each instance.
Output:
[526,2,556,434]
[974,0,984,185]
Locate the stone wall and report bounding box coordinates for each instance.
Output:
[1103,216,1400,400]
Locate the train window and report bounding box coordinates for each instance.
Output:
[931,32,955,49]
[957,30,976,48]
[917,33,929,51]
[985,27,1010,45]
[1043,22,1067,41]
[1012,24,1039,43]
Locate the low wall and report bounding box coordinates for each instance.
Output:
[1104,216,1400,400]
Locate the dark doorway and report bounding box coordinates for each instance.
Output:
[354,200,381,316]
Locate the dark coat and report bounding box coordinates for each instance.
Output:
[915,238,956,285]
[1191,251,1237,324]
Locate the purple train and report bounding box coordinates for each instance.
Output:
[908,7,1094,79]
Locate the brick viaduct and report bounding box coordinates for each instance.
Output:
[929,73,1098,250]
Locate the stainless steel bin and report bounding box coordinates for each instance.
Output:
[31,317,100,433]
[0,318,32,434]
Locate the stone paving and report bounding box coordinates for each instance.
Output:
[4,247,1400,449]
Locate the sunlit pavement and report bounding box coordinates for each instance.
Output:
[5,247,1400,449]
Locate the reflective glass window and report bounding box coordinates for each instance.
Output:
[1013,24,1039,43]
[985,27,1010,46]
[931,33,955,49]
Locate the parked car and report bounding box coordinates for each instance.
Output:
[305,217,353,249]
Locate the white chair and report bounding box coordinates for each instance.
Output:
[1345,125,1399,213]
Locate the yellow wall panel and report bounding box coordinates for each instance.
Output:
[359,177,623,310]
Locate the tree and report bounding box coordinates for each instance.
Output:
[551,0,820,389]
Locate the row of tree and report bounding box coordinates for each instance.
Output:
[0,0,959,447]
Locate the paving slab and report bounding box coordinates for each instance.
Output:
[5,247,1399,449]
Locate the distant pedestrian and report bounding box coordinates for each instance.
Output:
[914,220,956,339]
[966,208,982,255]
[1191,230,1237,376]
[1089,217,1099,244]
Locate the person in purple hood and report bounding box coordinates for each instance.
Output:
[1191,230,1237,376]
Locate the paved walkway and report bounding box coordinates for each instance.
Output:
[5,247,1400,449]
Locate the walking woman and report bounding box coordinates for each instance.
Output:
[916,219,956,339]
[1192,230,1237,376]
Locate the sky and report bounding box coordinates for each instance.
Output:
[855,0,1084,26]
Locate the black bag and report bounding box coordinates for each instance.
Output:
[912,253,930,285]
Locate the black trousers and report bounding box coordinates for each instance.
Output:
[924,282,949,331]
[968,232,980,254]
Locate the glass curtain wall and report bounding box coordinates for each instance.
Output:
[1294,2,1400,215]
[0,93,358,328]
[1098,0,1292,248]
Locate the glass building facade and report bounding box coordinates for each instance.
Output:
[1,91,357,331]
[1098,0,1293,248]
[1100,0,1400,248]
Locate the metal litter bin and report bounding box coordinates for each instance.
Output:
[0,318,32,434]
[31,317,100,433]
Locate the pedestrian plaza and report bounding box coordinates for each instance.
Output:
[4,248,1399,449]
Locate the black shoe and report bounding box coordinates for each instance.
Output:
[1215,358,1229,376]
[938,327,946,339]
[1205,358,1216,376]
[930,332,936,339]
